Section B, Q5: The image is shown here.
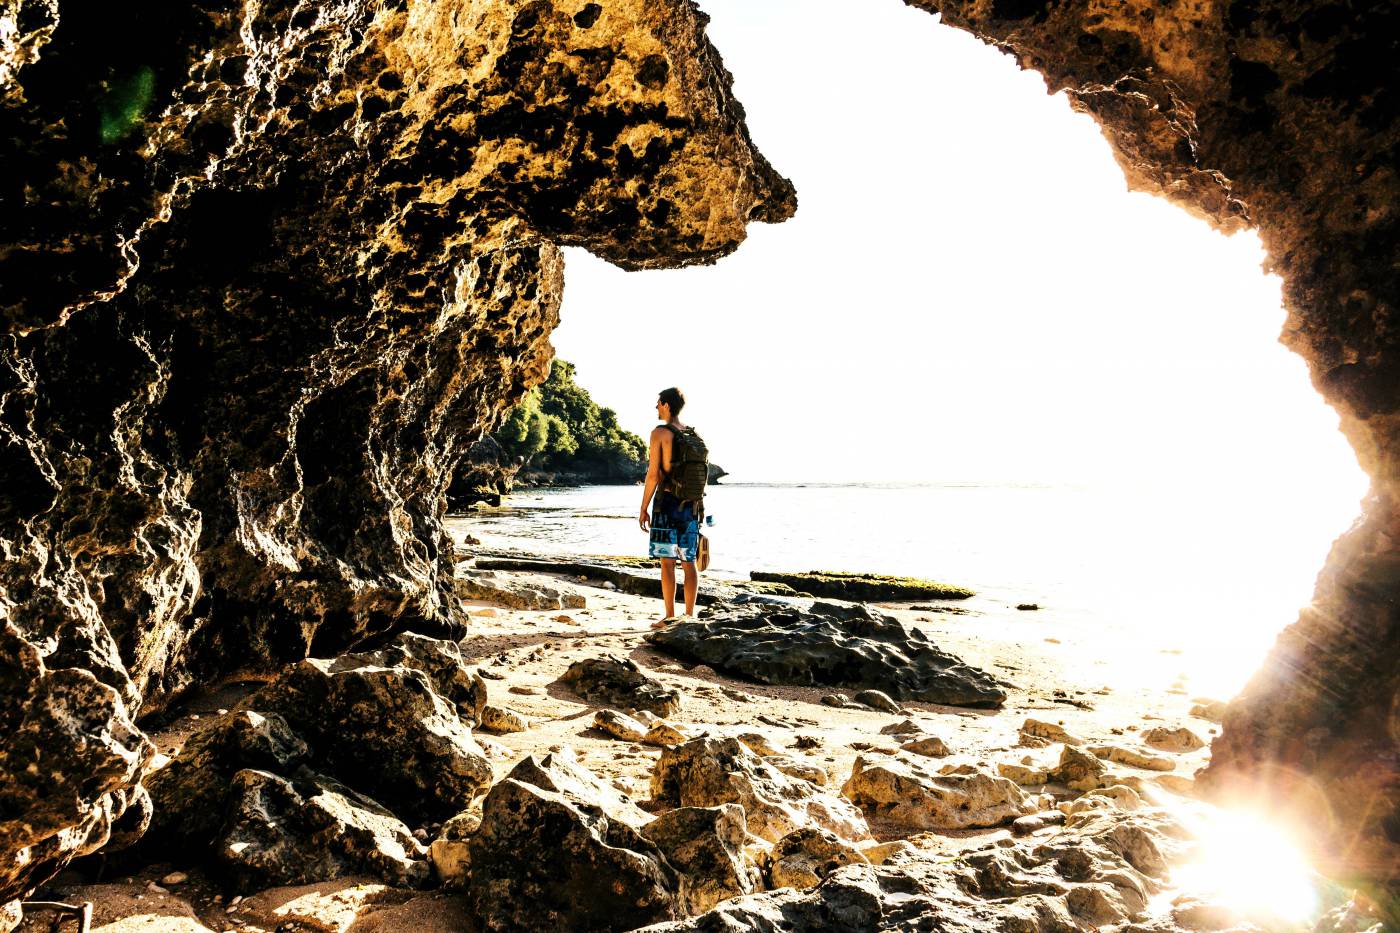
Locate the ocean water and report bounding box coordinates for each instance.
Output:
[446,480,1358,696]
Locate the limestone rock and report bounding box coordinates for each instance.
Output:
[878,719,923,736]
[766,828,866,890]
[841,756,1037,831]
[145,710,310,849]
[0,0,790,901]
[215,767,428,890]
[461,751,678,931]
[479,705,530,735]
[851,689,902,714]
[646,601,1006,708]
[429,809,482,888]
[641,805,761,915]
[455,569,587,610]
[1021,718,1083,744]
[998,762,1051,786]
[1143,726,1206,753]
[645,721,696,747]
[747,571,973,601]
[735,733,783,757]
[1012,810,1068,836]
[1048,744,1112,792]
[900,735,951,758]
[241,649,494,823]
[765,756,830,787]
[651,738,871,843]
[561,655,684,718]
[1189,700,1228,723]
[595,709,649,743]
[1090,744,1176,772]
[635,809,1181,932]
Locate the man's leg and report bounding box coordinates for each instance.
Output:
[682,560,698,616]
[660,557,677,619]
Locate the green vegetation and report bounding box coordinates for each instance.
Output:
[494,360,648,482]
[99,66,156,143]
[749,571,975,602]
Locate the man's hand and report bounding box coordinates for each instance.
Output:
[638,507,650,532]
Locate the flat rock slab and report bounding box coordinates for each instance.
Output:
[645,601,1006,709]
[454,568,586,610]
[749,571,973,601]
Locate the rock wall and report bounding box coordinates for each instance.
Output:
[908,0,1399,904]
[0,0,792,908]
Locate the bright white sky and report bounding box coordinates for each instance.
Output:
[551,0,1365,505]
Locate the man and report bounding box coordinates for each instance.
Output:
[639,387,702,627]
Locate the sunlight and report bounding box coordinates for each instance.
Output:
[1167,808,1322,926]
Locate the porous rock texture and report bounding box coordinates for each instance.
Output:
[645,601,1007,708]
[909,0,1400,903]
[638,808,1190,933]
[0,0,791,911]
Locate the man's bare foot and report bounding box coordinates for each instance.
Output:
[650,616,680,630]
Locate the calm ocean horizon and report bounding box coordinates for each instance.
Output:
[446,479,1356,696]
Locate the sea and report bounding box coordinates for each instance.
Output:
[445,480,1359,698]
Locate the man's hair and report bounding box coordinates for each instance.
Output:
[658,387,685,415]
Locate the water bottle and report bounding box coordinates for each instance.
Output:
[705,514,715,528]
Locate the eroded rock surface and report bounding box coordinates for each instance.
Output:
[461,750,679,932]
[911,0,1400,901]
[561,654,684,718]
[641,805,762,915]
[0,0,791,904]
[651,738,871,844]
[841,757,1037,831]
[645,601,1006,708]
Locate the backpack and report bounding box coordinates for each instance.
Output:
[664,425,709,503]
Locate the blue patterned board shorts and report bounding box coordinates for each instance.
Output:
[649,492,700,563]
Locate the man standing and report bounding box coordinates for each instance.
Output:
[638,387,707,627]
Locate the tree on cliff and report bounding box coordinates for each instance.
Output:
[495,360,648,482]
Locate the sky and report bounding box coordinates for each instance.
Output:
[550,0,1365,510]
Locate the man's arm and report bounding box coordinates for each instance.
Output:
[639,426,668,531]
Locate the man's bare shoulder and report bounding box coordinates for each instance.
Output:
[649,424,673,441]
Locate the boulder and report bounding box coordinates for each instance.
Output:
[841,756,1037,831]
[851,690,902,713]
[646,602,1006,708]
[561,655,684,718]
[215,768,429,890]
[1142,726,1206,753]
[461,751,678,931]
[645,721,697,747]
[594,709,649,743]
[651,738,870,843]
[766,828,866,890]
[455,569,587,611]
[350,633,490,726]
[641,805,762,915]
[429,809,482,887]
[240,647,494,823]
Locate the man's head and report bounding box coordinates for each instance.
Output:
[657,387,685,421]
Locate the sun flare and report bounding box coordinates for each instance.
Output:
[1169,809,1321,926]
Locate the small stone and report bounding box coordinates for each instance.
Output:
[860,839,916,865]
[820,694,849,708]
[413,827,429,841]
[1141,725,1206,753]
[1020,718,1083,745]
[644,721,692,747]
[1015,603,1040,611]
[792,735,821,751]
[508,685,541,696]
[479,705,529,734]
[601,581,617,590]
[160,871,188,885]
[900,735,951,758]
[1011,810,1066,835]
[1089,744,1176,772]
[997,762,1050,786]
[147,882,168,894]
[1048,744,1110,792]
[594,709,648,743]
[554,614,578,624]
[473,608,500,618]
[851,690,901,713]
[1190,700,1228,723]
[878,719,922,736]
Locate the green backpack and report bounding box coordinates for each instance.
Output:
[664,425,709,503]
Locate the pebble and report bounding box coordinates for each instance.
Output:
[413,828,429,842]
[601,581,617,590]
[147,882,168,894]
[161,871,188,885]
[852,690,902,713]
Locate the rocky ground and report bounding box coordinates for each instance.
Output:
[14,558,1372,933]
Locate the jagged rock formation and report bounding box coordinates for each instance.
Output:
[0,0,792,912]
[645,601,1008,708]
[909,0,1400,906]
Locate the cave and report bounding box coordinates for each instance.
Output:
[1,0,1396,927]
